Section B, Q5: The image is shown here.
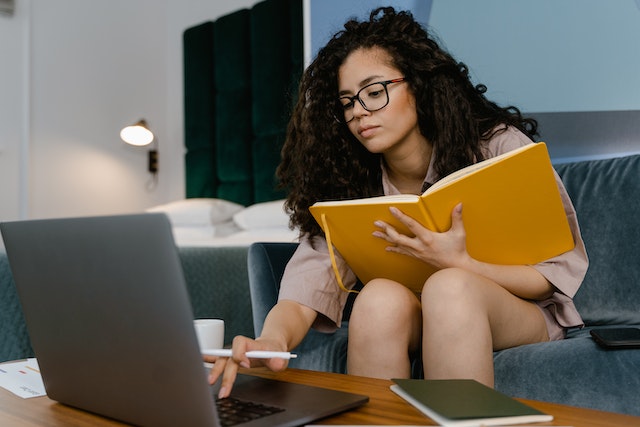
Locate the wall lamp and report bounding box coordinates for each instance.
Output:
[0,0,14,17]
[120,119,158,175]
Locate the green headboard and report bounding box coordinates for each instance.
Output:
[183,0,303,206]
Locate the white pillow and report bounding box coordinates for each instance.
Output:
[171,221,241,242]
[146,198,244,226]
[233,199,290,230]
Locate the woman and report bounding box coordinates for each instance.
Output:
[207,7,588,398]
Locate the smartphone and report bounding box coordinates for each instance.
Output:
[590,327,640,349]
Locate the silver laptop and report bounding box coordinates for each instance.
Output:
[0,213,368,427]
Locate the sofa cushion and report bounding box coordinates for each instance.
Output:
[0,254,34,362]
[494,326,640,415]
[554,154,640,326]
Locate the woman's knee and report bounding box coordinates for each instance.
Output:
[350,278,420,323]
[421,268,484,320]
[422,268,476,301]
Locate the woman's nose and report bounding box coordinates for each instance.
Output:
[351,98,370,119]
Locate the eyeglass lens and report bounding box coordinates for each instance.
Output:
[339,82,390,123]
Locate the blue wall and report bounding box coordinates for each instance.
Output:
[309,0,432,60]
[309,0,640,114]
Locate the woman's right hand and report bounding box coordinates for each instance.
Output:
[204,335,290,399]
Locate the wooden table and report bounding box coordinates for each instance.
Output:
[1,366,638,426]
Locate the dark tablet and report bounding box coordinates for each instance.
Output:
[590,327,640,349]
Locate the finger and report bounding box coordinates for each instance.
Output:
[230,336,252,369]
[218,359,240,399]
[264,357,289,372]
[203,354,220,364]
[389,207,427,238]
[373,220,399,241]
[207,357,227,385]
[449,203,464,232]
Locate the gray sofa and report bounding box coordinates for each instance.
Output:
[247,153,640,416]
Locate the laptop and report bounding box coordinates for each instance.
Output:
[0,213,368,427]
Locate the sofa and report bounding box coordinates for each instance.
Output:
[247,153,640,416]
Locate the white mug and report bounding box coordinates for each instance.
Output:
[193,318,225,351]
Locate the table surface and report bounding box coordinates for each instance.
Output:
[1,365,639,426]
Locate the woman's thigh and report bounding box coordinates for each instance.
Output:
[421,268,549,350]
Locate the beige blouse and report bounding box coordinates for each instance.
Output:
[278,126,589,333]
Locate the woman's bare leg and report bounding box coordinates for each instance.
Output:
[347,278,422,378]
[421,268,549,387]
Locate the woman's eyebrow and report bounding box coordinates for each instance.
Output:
[338,75,384,96]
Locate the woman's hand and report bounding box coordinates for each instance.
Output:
[205,335,289,399]
[372,203,471,270]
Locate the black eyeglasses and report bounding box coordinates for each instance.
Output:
[337,77,406,123]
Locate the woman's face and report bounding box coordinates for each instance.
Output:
[337,47,425,156]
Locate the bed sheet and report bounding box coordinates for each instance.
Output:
[173,227,299,247]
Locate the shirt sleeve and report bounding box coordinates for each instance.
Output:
[278,234,359,332]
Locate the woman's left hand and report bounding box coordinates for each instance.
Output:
[372,203,470,269]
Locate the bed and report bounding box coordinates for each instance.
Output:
[0,0,303,362]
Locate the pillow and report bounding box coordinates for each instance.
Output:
[171,221,241,242]
[146,198,244,226]
[233,199,290,230]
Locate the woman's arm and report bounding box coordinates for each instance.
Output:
[259,299,318,351]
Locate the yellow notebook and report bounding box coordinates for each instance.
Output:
[309,142,575,293]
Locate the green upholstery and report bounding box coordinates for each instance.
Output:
[214,9,253,206]
[183,0,302,205]
[183,22,216,198]
[250,0,302,203]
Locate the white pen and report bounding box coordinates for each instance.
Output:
[202,349,298,359]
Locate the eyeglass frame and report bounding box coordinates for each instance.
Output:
[336,77,406,124]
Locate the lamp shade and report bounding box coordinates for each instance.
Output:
[120,119,154,146]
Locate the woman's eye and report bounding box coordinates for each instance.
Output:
[340,99,354,110]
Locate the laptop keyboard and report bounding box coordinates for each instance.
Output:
[215,397,285,426]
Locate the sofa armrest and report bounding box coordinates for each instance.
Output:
[247,242,298,336]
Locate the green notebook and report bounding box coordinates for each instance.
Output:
[391,379,553,426]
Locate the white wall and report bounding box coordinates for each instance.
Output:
[0,0,258,221]
[0,0,27,221]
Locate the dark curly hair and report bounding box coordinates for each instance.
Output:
[277,7,537,238]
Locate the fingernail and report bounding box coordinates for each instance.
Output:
[218,387,227,399]
[240,361,250,369]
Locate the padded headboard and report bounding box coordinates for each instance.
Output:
[183,0,303,206]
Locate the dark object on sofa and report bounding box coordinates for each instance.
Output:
[247,153,640,416]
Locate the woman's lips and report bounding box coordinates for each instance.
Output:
[358,124,379,138]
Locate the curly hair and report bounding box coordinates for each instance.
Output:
[277,7,537,238]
